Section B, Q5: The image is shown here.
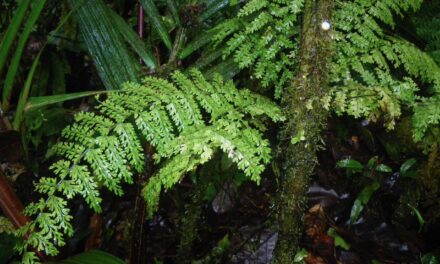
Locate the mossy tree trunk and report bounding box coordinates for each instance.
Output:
[273,0,334,262]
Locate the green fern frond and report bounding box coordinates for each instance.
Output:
[329,0,440,141]
[213,0,303,98]
[17,70,284,262]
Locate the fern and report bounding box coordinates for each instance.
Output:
[16,70,284,263]
[213,0,304,98]
[324,0,440,142]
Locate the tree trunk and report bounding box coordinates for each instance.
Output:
[273,0,334,262]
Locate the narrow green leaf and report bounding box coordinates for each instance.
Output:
[107,8,157,69]
[166,0,181,26]
[12,51,42,130]
[200,0,230,22]
[2,0,47,110]
[0,0,31,76]
[141,0,173,50]
[25,91,109,111]
[408,204,424,233]
[7,2,80,129]
[375,164,392,173]
[336,158,364,173]
[350,181,380,224]
[204,58,240,80]
[179,30,218,59]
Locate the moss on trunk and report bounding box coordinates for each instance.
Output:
[273,0,334,262]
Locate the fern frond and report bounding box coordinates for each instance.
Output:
[213,0,303,97]
[330,0,440,141]
[17,70,284,261]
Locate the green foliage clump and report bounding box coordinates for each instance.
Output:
[213,0,304,98]
[15,69,284,263]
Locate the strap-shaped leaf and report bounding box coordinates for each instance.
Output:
[141,0,173,50]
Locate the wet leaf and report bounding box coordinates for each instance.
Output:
[212,181,236,213]
[375,164,392,173]
[408,204,424,232]
[200,0,230,22]
[294,248,308,262]
[233,228,277,264]
[336,159,363,174]
[350,181,380,224]
[400,158,417,178]
[141,0,173,50]
[327,228,350,250]
[367,156,378,169]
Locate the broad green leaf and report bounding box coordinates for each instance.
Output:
[367,156,378,169]
[2,0,47,110]
[327,228,350,250]
[336,158,364,173]
[25,91,109,111]
[141,0,173,50]
[375,164,392,173]
[0,0,31,76]
[350,181,380,224]
[293,248,308,262]
[400,158,417,178]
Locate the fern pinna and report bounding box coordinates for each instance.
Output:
[16,69,284,263]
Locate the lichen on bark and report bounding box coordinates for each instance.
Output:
[273,0,334,262]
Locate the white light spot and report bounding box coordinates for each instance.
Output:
[321,20,331,31]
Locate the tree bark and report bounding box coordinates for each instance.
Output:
[273,0,334,262]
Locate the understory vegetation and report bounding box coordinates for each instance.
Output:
[0,0,440,263]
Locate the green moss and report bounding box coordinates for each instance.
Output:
[273,0,334,262]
